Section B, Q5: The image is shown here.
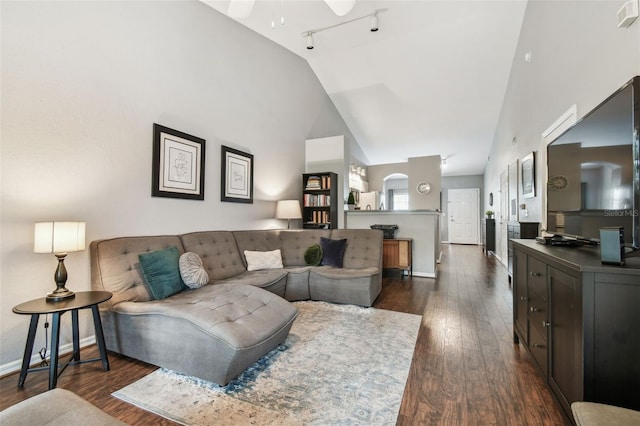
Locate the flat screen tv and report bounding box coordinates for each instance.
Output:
[546,76,639,250]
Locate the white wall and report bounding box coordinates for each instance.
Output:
[0,1,357,372]
[305,135,347,227]
[485,1,640,234]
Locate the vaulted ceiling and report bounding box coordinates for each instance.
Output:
[203,1,528,176]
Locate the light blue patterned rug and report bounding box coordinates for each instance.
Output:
[112,301,421,425]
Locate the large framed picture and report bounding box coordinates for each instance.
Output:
[221,145,253,203]
[521,151,536,199]
[152,124,205,200]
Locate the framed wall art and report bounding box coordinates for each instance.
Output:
[521,151,536,199]
[221,145,253,203]
[152,124,205,200]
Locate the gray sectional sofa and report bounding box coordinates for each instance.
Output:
[90,229,383,385]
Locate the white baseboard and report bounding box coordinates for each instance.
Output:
[0,335,96,379]
[411,271,437,278]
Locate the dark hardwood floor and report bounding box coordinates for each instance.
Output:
[0,244,570,425]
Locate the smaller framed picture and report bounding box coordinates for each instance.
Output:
[152,124,205,200]
[221,145,253,203]
[521,152,536,199]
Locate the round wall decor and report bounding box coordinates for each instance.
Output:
[548,175,568,190]
[416,182,431,195]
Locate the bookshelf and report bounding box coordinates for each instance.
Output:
[302,172,338,229]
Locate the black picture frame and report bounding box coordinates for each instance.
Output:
[152,124,206,200]
[221,145,253,203]
[521,151,536,199]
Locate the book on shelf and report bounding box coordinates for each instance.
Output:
[303,194,331,207]
[310,210,330,224]
[305,174,331,190]
[305,176,322,190]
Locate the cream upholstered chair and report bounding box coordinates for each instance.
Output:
[0,388,125,425]
[572,402,640,426]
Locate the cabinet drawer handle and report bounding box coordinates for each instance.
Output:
[530,306,539,312]
[542,321,550,328]
[520,296,528,301]
[529,272,543,277]
[532,343,545,348]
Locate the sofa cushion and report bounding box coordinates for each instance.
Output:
[217,269,287,298]
[139,246,186,300]
[233,230,281,263]
[244,249,283,271]
[279,230,331,266]
[180,231,246,280]
[320,237,347,268]
[330,229,383,270]
[90,236,184,305]
[179,252,209,289]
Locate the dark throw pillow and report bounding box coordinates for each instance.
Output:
[304,244,323,266]
[320,237,347,268]
[139,246,186,300]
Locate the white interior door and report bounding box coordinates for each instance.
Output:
[448,188,480,244]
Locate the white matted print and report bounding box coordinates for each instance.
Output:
[221,145,253,203]
[152,124,205,200]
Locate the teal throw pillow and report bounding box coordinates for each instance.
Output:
[304,244,323,266]
[139,246,187,300]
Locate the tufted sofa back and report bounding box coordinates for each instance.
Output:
[279,230,331,266]
[90,235,184,305]
[180,231,246,281]
[91,229,383,307]
[330,229,383,269]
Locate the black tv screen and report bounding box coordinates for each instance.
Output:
[546,76,639,249]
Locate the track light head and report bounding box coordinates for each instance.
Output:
[370,14,379,32]
[306,33,314,50]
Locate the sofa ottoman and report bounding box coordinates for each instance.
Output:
[101,283,297,385]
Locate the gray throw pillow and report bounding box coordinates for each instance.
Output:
[179,252,209,289]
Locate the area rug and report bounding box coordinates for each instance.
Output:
[112,301,421,425]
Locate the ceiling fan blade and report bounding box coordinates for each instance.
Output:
[324,0,356,17]
[228,0,255,19]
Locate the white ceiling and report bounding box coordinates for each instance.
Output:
[202,1,528,176]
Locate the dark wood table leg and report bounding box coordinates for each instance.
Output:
[91,305,110,371]
[48,312,61,390]
[18,314,39,388]
[71,309,80,362]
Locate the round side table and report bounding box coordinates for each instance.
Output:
[12,291,112,389]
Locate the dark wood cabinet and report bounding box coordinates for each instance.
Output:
[302,172,337,229]
[507,221,538,280]
[512,240,640,420]
[483,219,495,253]
[548,266,582,413]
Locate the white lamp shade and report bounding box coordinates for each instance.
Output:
[275,200,302,219]
[34,221,86,254]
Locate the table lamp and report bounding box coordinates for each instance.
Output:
[34,221,86,301]
[275,200,302,229]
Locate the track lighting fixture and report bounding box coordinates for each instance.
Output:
[301,8,387,50]
[370,13,379,32]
